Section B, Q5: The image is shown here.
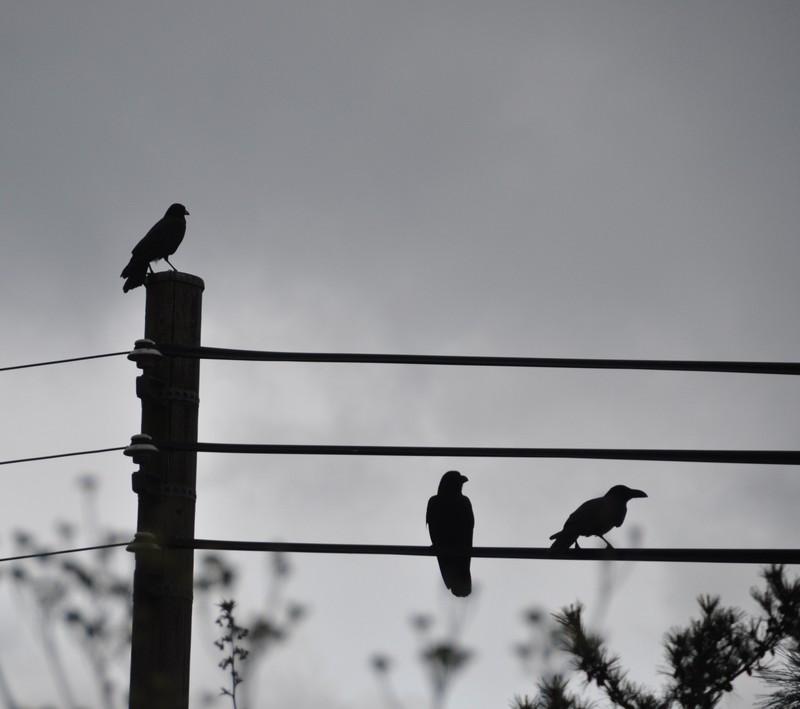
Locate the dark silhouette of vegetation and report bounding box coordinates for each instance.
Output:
[758,645,800,708]
[511,675,595,709]
[370,654,404,709]
[8,475,133,709]
[512,566,800,708]
[371,601,475,709]
[195,551,307,708]
[0,476,305,709]
[514,523,644,688]
[214,600,249,709]
[513,607,564,684]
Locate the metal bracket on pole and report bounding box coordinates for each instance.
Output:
[124,434,160,494]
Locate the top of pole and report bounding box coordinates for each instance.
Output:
[145,271,205,291]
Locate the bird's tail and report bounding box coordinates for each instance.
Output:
[437,557,472,597]
[548,531,577,552]
[446,574,472,598]
[120,260,136,279]
[121,259,148,292]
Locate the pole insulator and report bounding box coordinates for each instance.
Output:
[124,434,160,464]
[126,532,162,554]
[128,339,163,369]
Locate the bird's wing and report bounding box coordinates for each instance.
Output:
[426,495,437,529]
[612,505,629,529]
[427,495,473,548]
[131,215,185,260]
[571,496,627,536]
[563,497,600,531]
[461,497,475,547]
[428,494,473,597]
[130,217,167,258]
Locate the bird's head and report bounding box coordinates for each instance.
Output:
[166,203,189,217]
[438,470,468,493]
[606,484,647,501]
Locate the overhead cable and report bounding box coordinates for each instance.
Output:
[0,541,130,564]
[158,343,800,375]
[0,351,128,373]
[169,538,800,565]
[0,447,126,466]
[160,441,800,465]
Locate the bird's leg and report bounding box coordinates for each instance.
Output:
[574,541,581,549]
[163,256,177,271]
[147,264,155,274]
[599,535,615,549]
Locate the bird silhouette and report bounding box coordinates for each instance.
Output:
[426,470,474,597]
[549,484,647,551]
[121,203,189,292]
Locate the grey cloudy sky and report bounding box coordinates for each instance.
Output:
[2,2,800,707]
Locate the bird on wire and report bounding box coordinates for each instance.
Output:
[426,470,474,597]
[121,203,189,292]
[549,484,647,552]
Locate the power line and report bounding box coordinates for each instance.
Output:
[169,538,800,565]
[0,351,128,373]
[159,343,800,375]
[160,441,800,465]
[0,541,130,564]
[6,442,793,468]
[0,447,126,466]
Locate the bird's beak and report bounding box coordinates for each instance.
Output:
[184,208,190,215]
[630,489,647,498]
[461,475,469,483]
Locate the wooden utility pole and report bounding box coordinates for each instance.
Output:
[127,272,204,709]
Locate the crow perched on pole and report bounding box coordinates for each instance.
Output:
[121,203,189,292]
[426,470,474,597]
[549,484,647,551]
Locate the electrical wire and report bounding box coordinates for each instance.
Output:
[159,343,800,375]
[5,537,791,566]
[159,441,800,465]
[0,351,128,373]
[0,447,126,466]
[0,541,130,564]
[5,442,796,468]
[168,538,800,564]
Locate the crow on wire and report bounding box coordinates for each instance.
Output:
[549,484,647,551]
[121,203,189,292]
[426,470,474,597]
